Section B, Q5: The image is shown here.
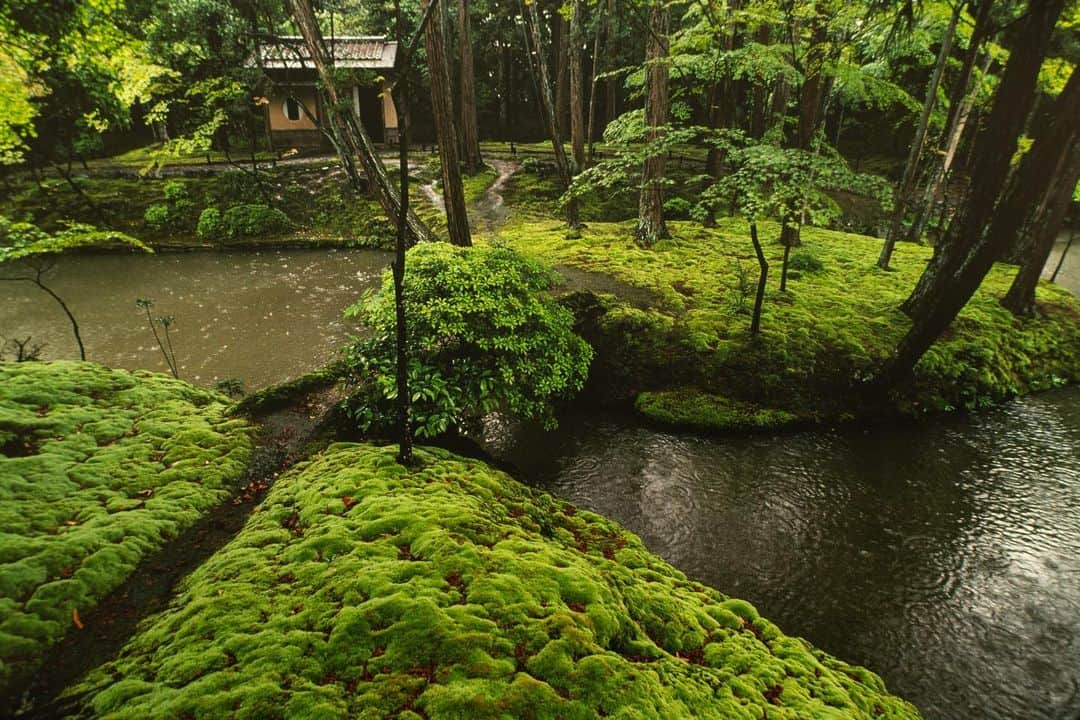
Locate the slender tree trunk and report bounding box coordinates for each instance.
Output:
[287,0,435,245]
[880,0,1067,386]
[31,273,86,361]
[585,1,605,162]
[522,0,580,227]
[1002,118,1080,314]
[907,52,992,245]
[422,0,472,246]
[554,13,570,136]
[878,1,960,269]
[1050,227,1076,283]
[636,0,670,247]
[568,0,587,171]
[457,0,483,173]
[750,223,768,334]
[749,25,771,138]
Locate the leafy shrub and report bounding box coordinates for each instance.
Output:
[788,251,825,273]
[343,243,593,437]
[520,156,549,175]
[172,198,198,222]
[196,208,223,242]
[664,196,692,219]
[143,203,171,230]
[162,180,188,202]
[217,170,265,203]
[221,204,292,240]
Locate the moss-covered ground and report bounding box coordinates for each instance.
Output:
[63,443,920,720]
[0,361,254,696]
[490,214,1080,430]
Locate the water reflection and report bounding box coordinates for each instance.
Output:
[0,249,390,389]
[490,389,1080,720]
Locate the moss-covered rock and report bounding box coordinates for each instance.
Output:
[636,389,802,432]
[63,443,920,719]
[0,361,254,696]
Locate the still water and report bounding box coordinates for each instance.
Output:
[488,391,1080,720]
[0,249,390,389]
[2,249,1079,719]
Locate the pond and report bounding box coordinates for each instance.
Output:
[0,249,390,389]
[2,248,1079,719]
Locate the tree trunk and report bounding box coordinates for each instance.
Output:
[457,0,483,173]
[522,0,580,226]
[749,25,771,138]
[554,13,570,136]
[906,52,992,245]
[878,1,960,269]
[880,0,1067,386]
[1050,228,1076,283]
[423,0,472,246]
[1001,112,1080,314]
[585,0,606,162]
[286,0,434,245]
[750,223,768,334]
[568,0,586,171]
[636,0,670,247]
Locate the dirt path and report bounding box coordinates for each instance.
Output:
[475,159,520,230]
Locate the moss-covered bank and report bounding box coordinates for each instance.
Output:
[63,443,920,719]
[0,361,254,696]
[494,217,1080,431]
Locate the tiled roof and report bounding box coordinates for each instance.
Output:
[257,36,397,70]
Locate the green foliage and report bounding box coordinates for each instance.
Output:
[143,203,171,230]
[162,180,188,203]
[788,252,825,273]
[61,443,921,720]
[195,207,223,243]
[220,204,292,241]
[0,361,254,696]
[343,243,593,437]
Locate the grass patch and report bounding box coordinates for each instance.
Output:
[493,217,1080,421]
[62,443,921,719]
[0,361,254,696]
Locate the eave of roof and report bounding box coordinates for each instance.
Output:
[255,36,398,70]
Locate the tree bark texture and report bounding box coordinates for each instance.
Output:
[422,0,472,246]
[636,0,670,247]
[568,0,587,171]
[457,0,483,173]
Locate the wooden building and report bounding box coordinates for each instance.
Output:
[256,36,399,150]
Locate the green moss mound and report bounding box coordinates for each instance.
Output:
[0,361,254,695]
[497,218,1080,422]
[64,443,920,719]
[636,389,801,432]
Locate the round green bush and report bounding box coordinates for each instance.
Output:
[143,203,170,230]
[162,179,188,202]
[196,207,223,242]
[344,243,593,437]
[221,203,292,240]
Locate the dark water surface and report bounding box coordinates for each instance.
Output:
[0,249,390,389]
[489,390,1080,720]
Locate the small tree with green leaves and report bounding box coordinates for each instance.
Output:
[343,243,593,439]
[0,217,150,360]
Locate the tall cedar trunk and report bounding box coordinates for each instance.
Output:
[604,0,618,128]
[498,42,512,139]
[636,0,670,247]
[879,0,1067,386]
[1001,89,1080,314]
[568,0,586,171]
[423,0,472,246]
[287,0,434,245]
[554,13,570,134]
[878,1,960,269]
[457,0,483,173]
[906,52,992,244]
[522,0,580,226]
[585,0,606,161]
[705,0,742,185]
